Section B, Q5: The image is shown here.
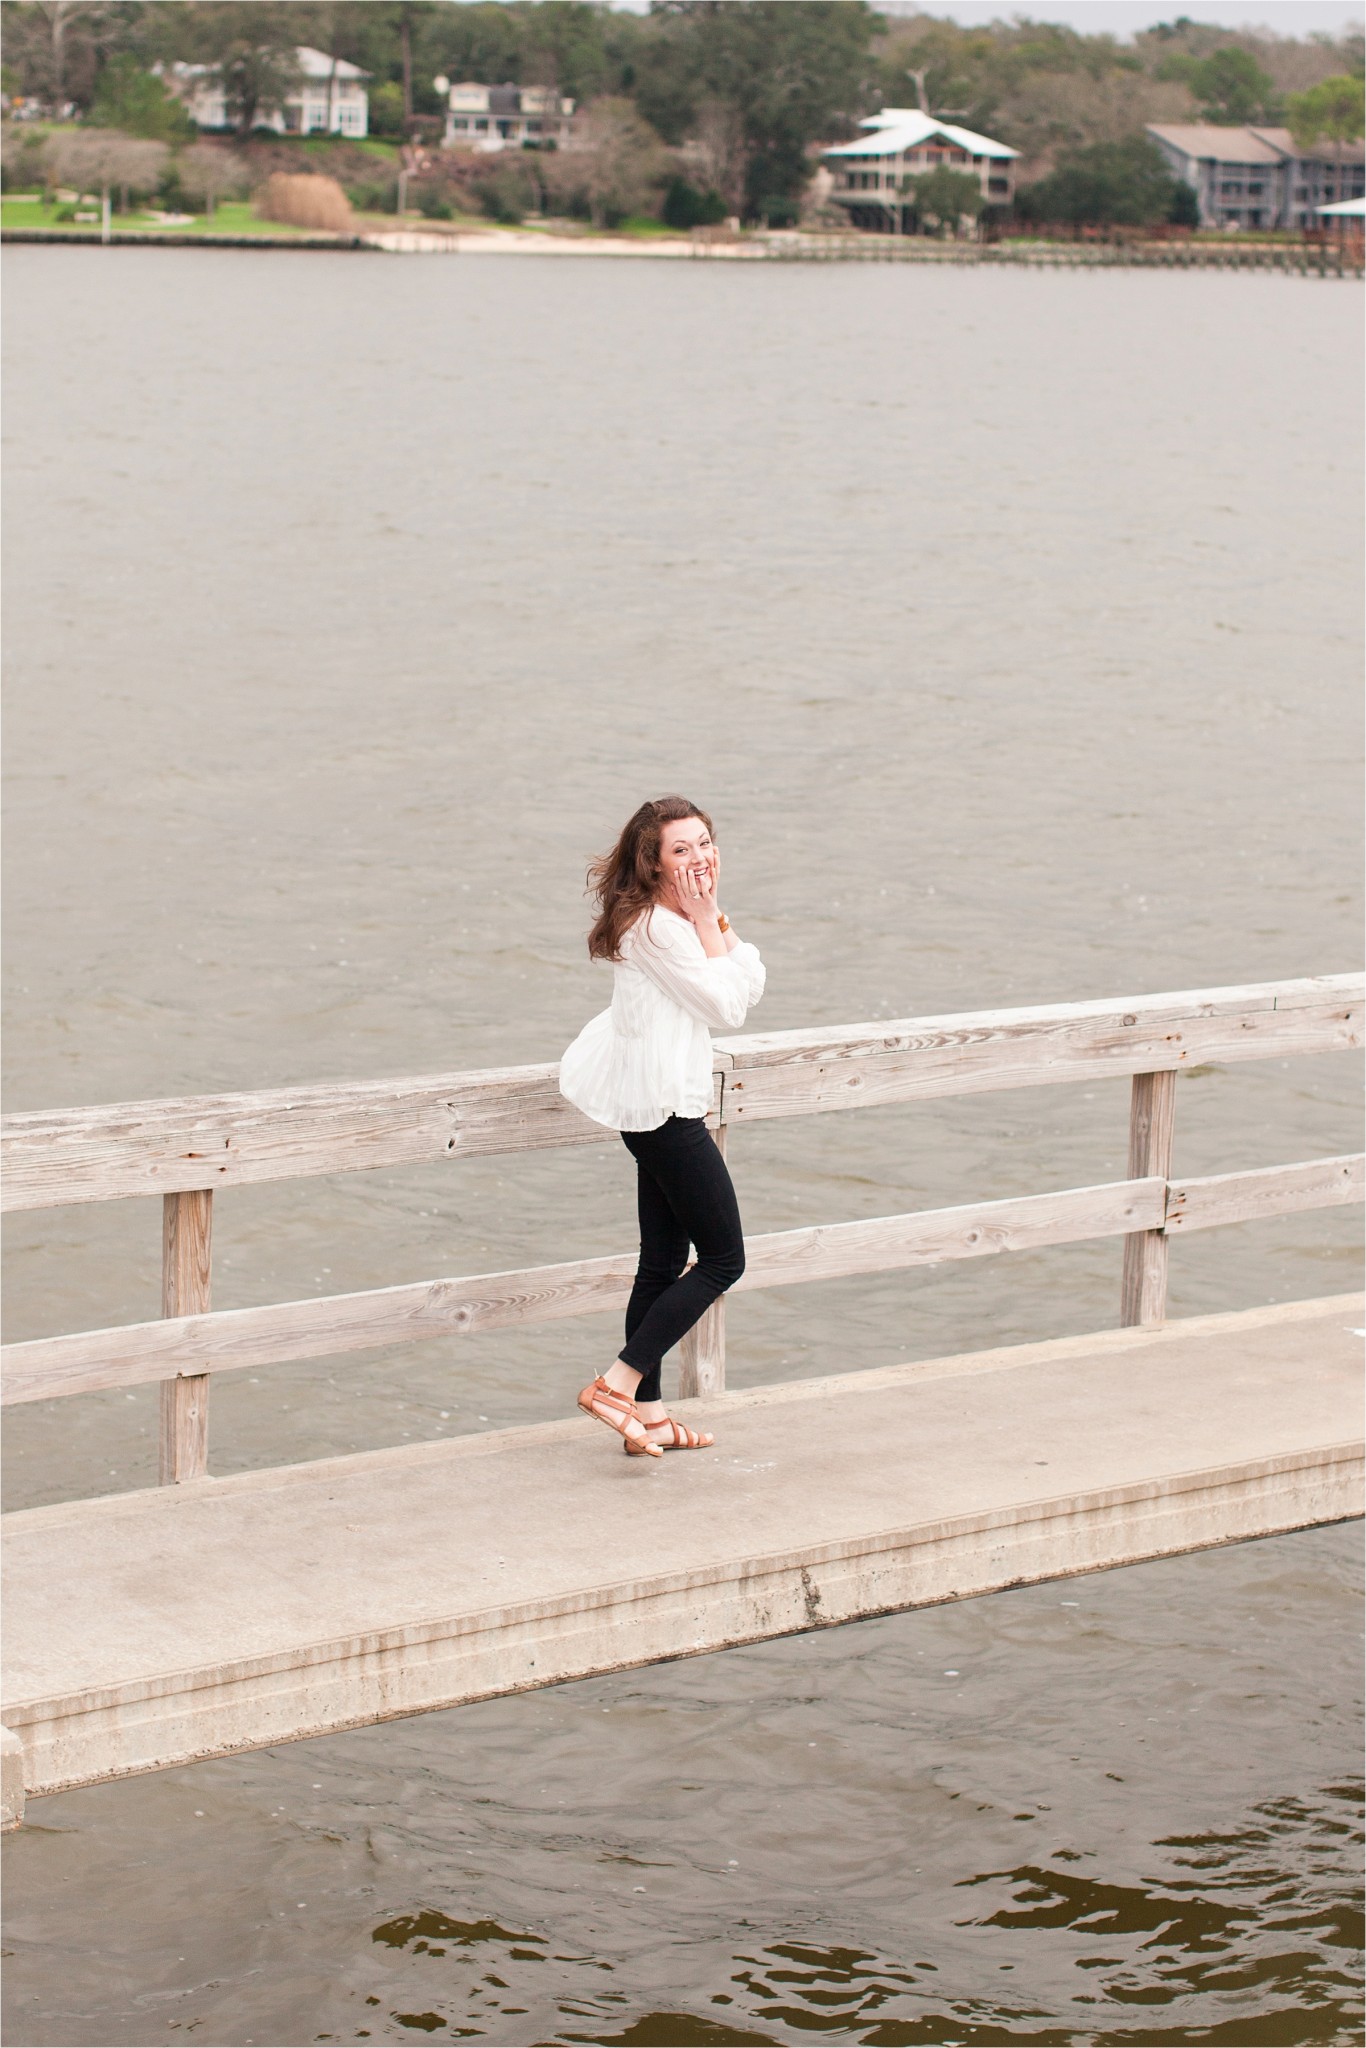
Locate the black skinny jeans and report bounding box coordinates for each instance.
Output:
[617,1115,746,1403]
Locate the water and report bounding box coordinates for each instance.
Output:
[2,250,1361,2044]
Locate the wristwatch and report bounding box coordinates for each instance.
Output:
[717,913,730,934]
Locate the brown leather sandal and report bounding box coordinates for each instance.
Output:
[577,1375,662,1457]
[629,1415,715,1453]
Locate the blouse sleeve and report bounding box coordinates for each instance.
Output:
[628,911,765,1031]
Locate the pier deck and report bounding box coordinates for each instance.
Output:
[4,1294,1360,1812]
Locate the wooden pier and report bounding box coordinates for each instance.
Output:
[706,231,1365,277]
[2,974,1361,1823]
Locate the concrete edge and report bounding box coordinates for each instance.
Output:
[8,1437,1361,1723]
[0,1727,24,1829]
[9,1444,1362,1801]
[8,1294,1361,1534]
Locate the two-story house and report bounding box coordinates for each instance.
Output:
[1146,124,1366,231]
[440,83,574,151]
[171,46,369,137]
[823,110,1018,232]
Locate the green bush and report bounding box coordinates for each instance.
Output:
[662,177,726,229]
[346,176,398,212]
[369,81,405,139]
[1167,180,1200,228]
[474,161,535,224]
[1017,137,1184,230]
[418,189,454,220]
[904,165,984,234]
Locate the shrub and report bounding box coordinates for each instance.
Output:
[254,171,353,232]
[1168,180,1200,228]
[1017,137,1183,230]
[418,189,454,220]
[662,177,726,230]
[473,161,536,224]
[346,176,398,213]
[369,81,405,139]
[904,165,984,235]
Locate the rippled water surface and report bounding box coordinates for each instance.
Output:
[2,250,1362,2044]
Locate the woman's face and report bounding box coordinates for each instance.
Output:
[655,816,717,894]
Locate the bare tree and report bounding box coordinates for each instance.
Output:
[556,98,668,228]
[2,1,120,109]
[31,0,113,107]
[43,129,169,239]
[686,98,746,215]
[176,142,252,217]
[993,68,1191,179]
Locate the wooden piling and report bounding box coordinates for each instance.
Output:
[159,1190,212,1482]
[1120,1071,1176,1328]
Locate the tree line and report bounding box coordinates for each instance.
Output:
[2,2,1362,229]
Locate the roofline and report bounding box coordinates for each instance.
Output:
[825,119,1017,162]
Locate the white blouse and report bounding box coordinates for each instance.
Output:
[559,906,765,1132]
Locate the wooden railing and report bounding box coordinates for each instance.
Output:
[2,974,1361,1486]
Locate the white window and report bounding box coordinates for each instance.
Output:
[453,117,468,130]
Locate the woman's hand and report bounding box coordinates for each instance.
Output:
[669,858,721,926]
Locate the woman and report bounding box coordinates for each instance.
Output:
[559,796,765,1458]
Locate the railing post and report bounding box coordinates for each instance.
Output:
[1120,1071,1176,1327]
[679,1125,727,1399]
[159,1189,212,1482]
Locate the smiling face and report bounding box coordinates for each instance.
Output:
[655,814,716,897]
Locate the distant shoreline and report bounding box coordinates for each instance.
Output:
[3,224,1360,275]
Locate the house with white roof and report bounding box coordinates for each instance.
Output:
[823,110,1017,232]
[1147,124,1365,231]
[439,83,574,152]
[171,47,369,138]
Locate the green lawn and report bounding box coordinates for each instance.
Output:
[2,198,344,237]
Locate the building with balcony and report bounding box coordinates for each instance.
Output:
[1146,124,1366,231]
[823,110,1018,232]
[170,47,369,137]
[441,83,574,151]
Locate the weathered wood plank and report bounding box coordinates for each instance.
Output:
[716,976,1360,1071]
[159,1190,213,1482]
[717,980,1361,1124]
[1121,1072,1177,1328]
[1,1178,1166,1405]
[0,1071,725,1215]
[2,980,1356,1211]
[1165,1155,1365,1233]
[2,1253,642,1404]
[731,1177,1167,1294]
[0,1066,602,1213]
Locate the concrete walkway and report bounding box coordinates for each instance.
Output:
[3,1296,1361,1815]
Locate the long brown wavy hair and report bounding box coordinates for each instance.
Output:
[586,795,715,961]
